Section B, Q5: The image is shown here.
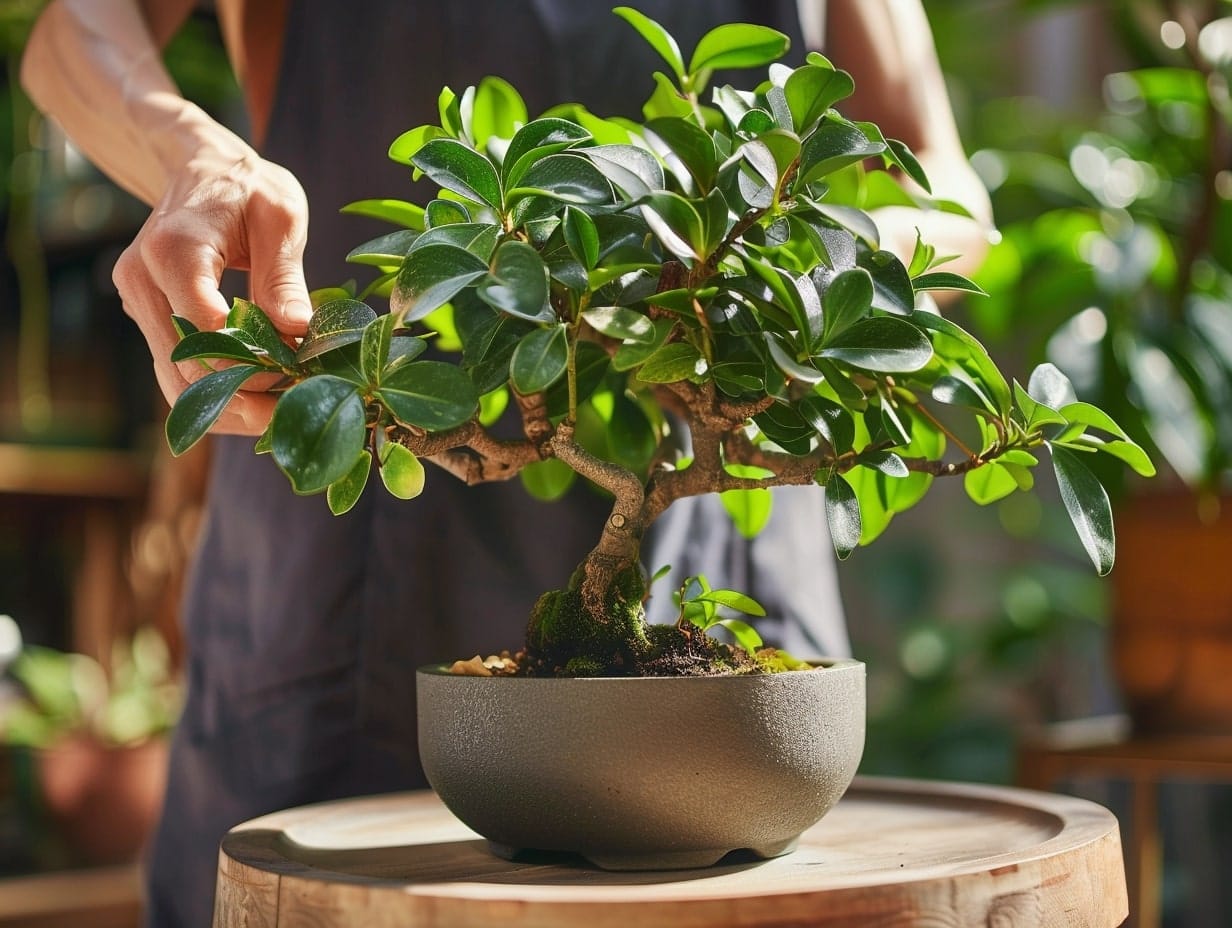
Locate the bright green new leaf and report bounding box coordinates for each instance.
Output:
[390,243,488,322]
[424,199,470,228]
[1051,446,1115,576]
[824,473,861,559]
[379,441,427,500]
[379,361,479,431]
[614,6,685,79]
[166,364,264,456]
[784,64,854,132]
[520,456,576,501]
[715,618,764,656]
[510,324,568,393]
[582,306,655,343]
[689,22,790,75]
[478,241,553,322]
[346,230,418,267]
[388,125,447,166]
[964,462,1020,505]
[643,71,695,120]
[470,76,528,147]
[271,376,367,494]
[720,486,772,539]
[341,198,426,230]
[696,589,767,616]
[327,450,371,515]
[912,272,987,296]
[411,139,502,210]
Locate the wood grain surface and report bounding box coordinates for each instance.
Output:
[214,776,1128,927]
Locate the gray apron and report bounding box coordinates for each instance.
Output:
[145,3,843,924]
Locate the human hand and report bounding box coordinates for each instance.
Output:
[113,146,312,435]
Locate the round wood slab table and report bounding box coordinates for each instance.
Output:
[213,776,1128,927]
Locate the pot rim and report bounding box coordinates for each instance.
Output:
[417,657,863,679]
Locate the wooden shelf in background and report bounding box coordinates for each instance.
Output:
[0,443,147,500]
[0,863,142,928]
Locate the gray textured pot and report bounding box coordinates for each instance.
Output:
[417,659,865,870]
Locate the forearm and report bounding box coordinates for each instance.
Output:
[20,0,252,207]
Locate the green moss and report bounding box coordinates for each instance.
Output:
[525,565,650,674]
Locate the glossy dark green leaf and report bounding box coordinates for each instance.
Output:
[507,154,612,205]
[327,449,371,515]
[346,229,418,268]
[563,207,600,269]
[766,332,824,384]
[798,393,854,453]
[478,241,553,322]
[379,441,427,499]
[797,122,885,187]
[170,331,261,365]
[341,198,425,230]
[689,22,790,74]
[613,318,674,371]
[887,139,930,193]
[510,324,569,393]
[384,336,429,378]
[639,191,704,262]
[820,317,933,372]
[1051,446,1115,576]
[914,311,1011,415]
[390,243,488,322]
[860,451,909,478]
[424,199,470,228]
[784,64,854,132]
[378,360,479,430]
[271,376,367,494]
[858,250,915,315]
[586,144,666,198]
[821,268,873,344]
[614,6,685,79]
[360,314,397,386]
[166,364,264,455]
[227,297,298,369]
[296,299,379,362]
[646,117,718,191]
[502,118,592,187]
[411,139,502,209]
[824,473,861,560]
[582,306,656,343]
[932,374,993,412]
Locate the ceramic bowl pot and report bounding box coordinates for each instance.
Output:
[417,659,865,870]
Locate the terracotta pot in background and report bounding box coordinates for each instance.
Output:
[1112,492,1232,735]
[35,735,168,865]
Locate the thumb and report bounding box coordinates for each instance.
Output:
[252,254,313,336]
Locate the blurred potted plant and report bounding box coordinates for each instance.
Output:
[164,9,1146,867]
[0,620,180,864]
[973,1,1232,732]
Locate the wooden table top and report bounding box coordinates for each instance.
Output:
[214,776,1128,928]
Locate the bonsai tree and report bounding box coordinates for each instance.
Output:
[164,9,1151,676]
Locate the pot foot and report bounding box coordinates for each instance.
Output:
[487,837,801,870]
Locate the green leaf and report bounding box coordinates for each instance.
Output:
[964,462,1020,505]
[637,342,705,383]
[915,311,1012,415]
[582,306,655,343]
[410,222,500,261]
[765,332,824,384]
[424,199,470,228]
[720,487,772,539]
[510,324,569,393]
[858,250,915,315]
[821,268,873,344]
[411,139,502,210]
[646,117,718,192]
[643,71,695,120]
[388,125,448,166]
[378,360,479,430]
[165,365,264,456]
[784,64,854,132]
[715,618,764,656]
[860,451,909,478]
[502,118,592,187]
[170,331,261,365]
[271,376,367,494]
[614,6,685,79]
[797,122,885,187]
[1051,446,1115,576]
[824,473,861,560]
[327,450,371,515]
[508,153,613,205]
[470,76,528,146]
[689,22,790,74]
[696,589,767,616]
[478,241,553,322]
[520,456,576,500]
[820,317,933,372]
[1081,437,1157,478]
[390,243,488,322]
[563,207,600,269]
[379,441,427,500]
[639,192,704,263]
[613,318,674,371]
[932,374,992,413]
[586,144,666,198]
[887,139,930,193]
[346,229,418,267]
[798,393,854,452]
[360,314,397,386]
[296,299,378,362]
[1029,363,1078,410]
[227,297,298,369]
[911,272,987,296]
[341,198,426,230]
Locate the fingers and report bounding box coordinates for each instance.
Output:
[247,165,313,335]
